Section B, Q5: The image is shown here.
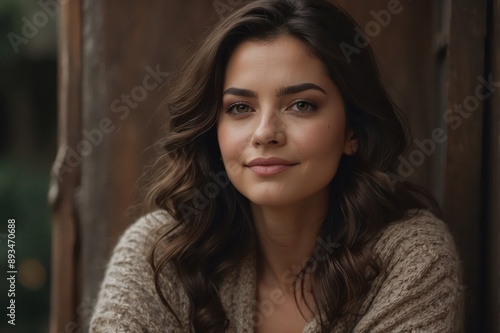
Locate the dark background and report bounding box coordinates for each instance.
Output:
[1,0,56,332]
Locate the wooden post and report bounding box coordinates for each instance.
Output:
[487,1,500,331]
[49,0,82,331]
[444,0,488,331]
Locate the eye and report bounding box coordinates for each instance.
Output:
[226,103,252,117]
[290,100,317,113]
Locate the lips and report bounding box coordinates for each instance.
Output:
[245,157,298,176]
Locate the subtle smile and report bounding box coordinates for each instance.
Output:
[244,157,299,176]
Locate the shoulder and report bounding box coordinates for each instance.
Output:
[370,208,463,295]
[372,208,460,265]
[96,209,178,278]
[352,208,465,332]
[89,209,187,333]
[103,208,183,294]
[103,209,178,267]
[120,209,178,245]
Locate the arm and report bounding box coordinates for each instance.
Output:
[89,211,187,333]
[353,210,465,333]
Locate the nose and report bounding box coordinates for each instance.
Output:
[251,112,285,147]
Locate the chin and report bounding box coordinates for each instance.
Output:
[249,199,293,207]
[244,193,298,207]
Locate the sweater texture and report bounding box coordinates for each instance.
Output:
[89,209,464,332]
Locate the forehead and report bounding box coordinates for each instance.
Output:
[223,36,330,86]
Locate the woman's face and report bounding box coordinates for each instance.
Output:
[217,35,356,206]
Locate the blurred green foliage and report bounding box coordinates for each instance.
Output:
[0,0,57,332]
[1,0,29,62]
[0,159,52,333]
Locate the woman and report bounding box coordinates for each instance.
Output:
[90,0,464,332]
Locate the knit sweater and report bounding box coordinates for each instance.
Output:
[89,209,464,333]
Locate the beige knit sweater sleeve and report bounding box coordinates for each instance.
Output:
[89,211,188,333]
[349,210,465,333]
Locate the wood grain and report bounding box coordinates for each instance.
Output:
[49,0,82,331]
[444,0,488,331]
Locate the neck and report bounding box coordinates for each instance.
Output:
[251,188,329,296]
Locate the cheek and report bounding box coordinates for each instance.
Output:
[294,122,346,186]
[217,122,247,175]
[294,121,345,159]
[217,122,240,156]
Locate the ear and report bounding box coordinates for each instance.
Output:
[343,129,359,156]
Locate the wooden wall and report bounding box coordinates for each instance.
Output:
[488,1,499,331]
[50,0,499,332]
[443,0,488,330]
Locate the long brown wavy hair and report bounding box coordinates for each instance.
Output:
[143,0,440,332]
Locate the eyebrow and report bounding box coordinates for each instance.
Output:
[222,83,327,98]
